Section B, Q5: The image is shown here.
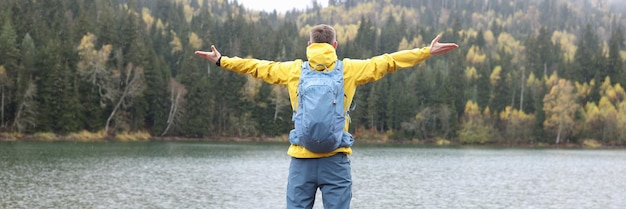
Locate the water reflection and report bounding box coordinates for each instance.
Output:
[1,142,625,209]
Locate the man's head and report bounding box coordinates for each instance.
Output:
[309,24,338,48]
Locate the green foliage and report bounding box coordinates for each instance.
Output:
[572,24,603,83]
[458,123,493,144]
[0,15,19,72]
[459,101,493,144]
[608,26,625,84]
[35,40,67,132]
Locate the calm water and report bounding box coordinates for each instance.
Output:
[1,142,625,209]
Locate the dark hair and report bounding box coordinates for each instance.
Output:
[310,24,336,45]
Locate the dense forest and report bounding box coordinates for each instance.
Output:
[1,0,625,146]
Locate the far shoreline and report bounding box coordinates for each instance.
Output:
[1,134,623,149]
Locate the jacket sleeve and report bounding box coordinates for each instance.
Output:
[346,47,431,86]
[219,56,300,85]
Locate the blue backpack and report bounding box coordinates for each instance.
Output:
[289,60,354,153]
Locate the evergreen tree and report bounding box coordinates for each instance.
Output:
[572,24,601,83]
[608,26,625,84]
[143,53,171,135]
[367,80,387,132]
[526,27,559,79]
[96,0,117,46]
[490,51,514,112]
[13,33,38,132]
[0,18,19,128]
[36,40,81,133]
[178,53,213,137]
[354,16,376,57]
[379,14,401,54]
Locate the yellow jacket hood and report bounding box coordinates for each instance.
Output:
[306,43,338,71]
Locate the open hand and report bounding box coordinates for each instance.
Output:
[194,45,221,63]
[429,34,459,56]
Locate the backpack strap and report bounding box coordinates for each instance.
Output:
[293,61,309,113]
[346,98,356,123]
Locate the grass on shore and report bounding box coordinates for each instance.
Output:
[0,130,151,142]
[0,130,619,149]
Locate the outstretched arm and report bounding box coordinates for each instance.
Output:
[347,34,458,85]
[194,45,222,64]
[194,45,297,86]
[429,34,458,56]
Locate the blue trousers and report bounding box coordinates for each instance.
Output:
[287,153,352,209]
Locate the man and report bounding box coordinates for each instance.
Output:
[195,24,458,209]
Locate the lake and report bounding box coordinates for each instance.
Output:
[1,142,625,208]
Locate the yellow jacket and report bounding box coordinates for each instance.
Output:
[220,43,431,158]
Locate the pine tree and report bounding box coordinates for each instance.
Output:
[36,39,81,133]
[0,18,19,128]
[379,14,401,54]
[12,33,38,132]
[144,53,171,135]
[526,26,559,79]
[354,16,376,57]
[608,26,624,84]
[572,24,601,83]
[178,53,213,137]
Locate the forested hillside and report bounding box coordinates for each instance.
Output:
[1,0,625,146]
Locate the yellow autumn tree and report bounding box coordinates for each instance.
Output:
[526,72,544,102]
[458,100,493,144]
[599,76,612,94]
[188,32,203,50]
[156,19,167,36]
[581,78,626,144]
[398,35,425,51]
[241,75,263,104]
[499,106,536,144]
[583,102,603,141]
[543,79,579,144]
[544,71,560,87]
[599,77,626,106]
[599,97,618,143]
[496,32,524,65]
[411,35,424,48]
[575,80,596,104]
[465,66,479,82]
[608,83,626,105]
[398,37,411,51]
[77,32,113,105]
[183,4,194,23]
[483,30,496,47]
[488,66,502,103]
[333,24,358,44]
[616,101,626,145]
[489,66,502,87]
[141,8,154,32]
[169,31,183,54]
[551,30,577,62]
[466,45,487,65]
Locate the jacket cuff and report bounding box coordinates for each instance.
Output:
[216,56,222,67]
